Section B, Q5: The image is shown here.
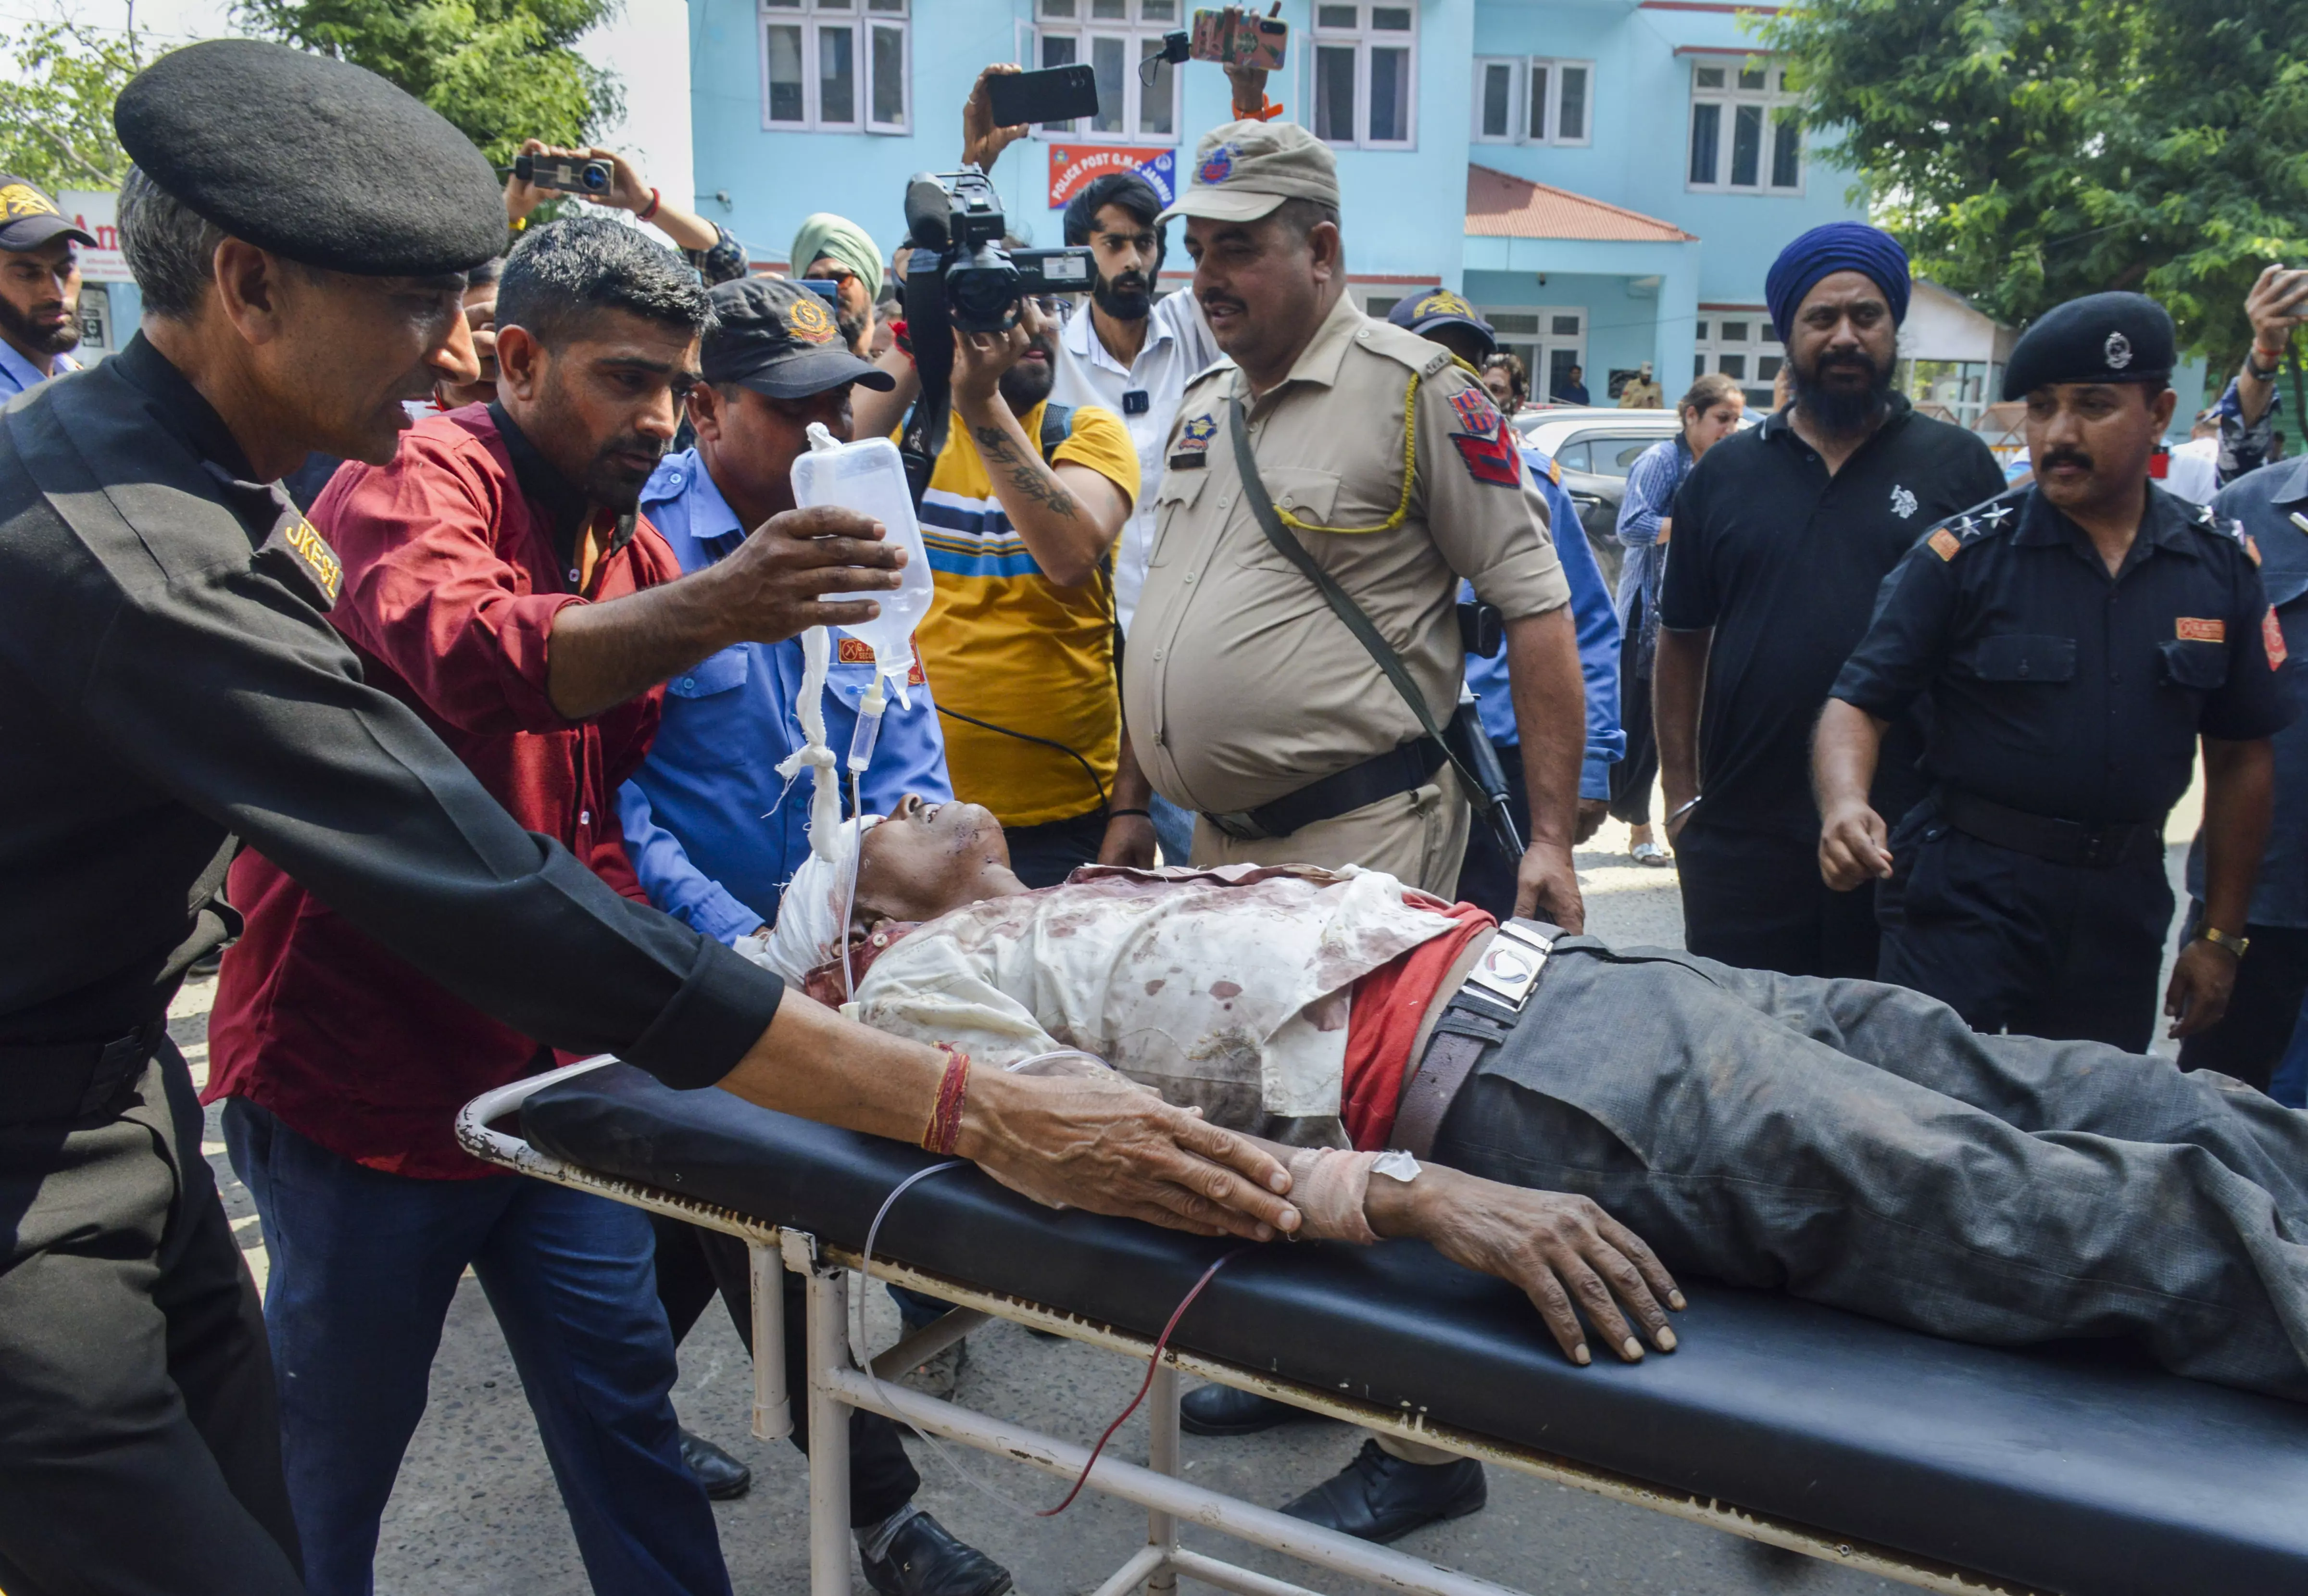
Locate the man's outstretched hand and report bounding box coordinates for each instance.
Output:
[964,1068,1301,1242]
[1369,1166,1681,1366]
[962,64,1031,172]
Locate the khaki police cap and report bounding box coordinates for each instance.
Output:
[1157,121,1341,226]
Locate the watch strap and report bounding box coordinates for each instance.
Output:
[2199,926,2250,959]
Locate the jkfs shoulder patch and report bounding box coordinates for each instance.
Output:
[2267,605,2289,670]
[255,515,344,609]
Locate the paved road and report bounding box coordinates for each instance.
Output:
[176,796,2198,1593]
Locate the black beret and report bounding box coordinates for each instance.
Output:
[113,39,504,276]
[2002,290,2176,401]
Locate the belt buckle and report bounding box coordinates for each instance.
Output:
[1204,810,1269,842]
[1461,921,1555,1015]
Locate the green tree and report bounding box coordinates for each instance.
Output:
[1761,0,2308,372]
[0,14,149,190]
[233,0,624,167]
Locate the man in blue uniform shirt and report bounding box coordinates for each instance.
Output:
[620,277,950,955]
[1817,292,2292,1052]
[0,175,94,397]
[617,277,1010,1596]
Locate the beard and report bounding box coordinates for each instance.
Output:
[998,332,1057,410]
[1091,265,1153,322]
[579,428,669,512]
[1792,346,1893,432]
[0,293,80,358]
[836,305,869,353]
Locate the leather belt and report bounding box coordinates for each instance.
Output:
[0,1017,169,1126]
[1937,786,2160,869]
[1390,919,1560,1159]
[1204,739,1448,843]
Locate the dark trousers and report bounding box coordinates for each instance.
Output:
[1453,754,1529,922]
[650,1216,921,1526]
[0,1042,302,1596]
[1003,808,1109,889]
[1607,651,1658,828]
[1436,941,2308,1402]
[1674,818,1882,979]
[2176,908,2308,1093]
[1876,800,2171,1051]
[224,1097,729,1596]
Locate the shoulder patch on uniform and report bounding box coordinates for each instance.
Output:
[2176,617,2226,643]
[1448,385,1502,437]
[2266,606,2289,669]
[1928,527,1962,561]
[253,514,344,609]
[1438,377,1521,488]
[2244,532,2263,566]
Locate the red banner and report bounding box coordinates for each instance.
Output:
[1047,144,1179,210]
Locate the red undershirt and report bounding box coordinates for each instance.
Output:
[1341,902,1497,1150]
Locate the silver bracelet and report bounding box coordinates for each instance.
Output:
[1666,795,1702,824]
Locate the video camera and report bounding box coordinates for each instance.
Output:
[896,165,1094,504]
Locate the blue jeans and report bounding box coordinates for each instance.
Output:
[222,1098,730,1596]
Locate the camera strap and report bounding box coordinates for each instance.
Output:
[1225,393,1522,858]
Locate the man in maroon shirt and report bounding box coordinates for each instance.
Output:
[205,219,1027,1595]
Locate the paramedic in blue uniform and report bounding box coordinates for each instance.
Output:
[1816,292,2293,1050]
[1375,293,1625,916]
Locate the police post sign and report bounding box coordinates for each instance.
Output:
[1048,145,1177,210]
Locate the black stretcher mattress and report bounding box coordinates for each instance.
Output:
[524,1065,2308,1596]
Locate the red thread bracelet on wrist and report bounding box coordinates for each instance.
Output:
[1237,96,1285,122]
[638,187,662,223]
[922,1043,970,1154]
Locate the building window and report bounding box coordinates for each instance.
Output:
[1312,3,1416,149]
[1687,59,1800,193]
[1693,313,1783,409]
[762,0,909,133]
[1035,0,1180,142]
[1471,55,1593,147]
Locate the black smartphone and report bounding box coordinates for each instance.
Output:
[987,64,1100,128]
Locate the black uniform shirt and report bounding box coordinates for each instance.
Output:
[1658,396,2009,841]
[1832,481,2294,825]
[0,332,781,1080]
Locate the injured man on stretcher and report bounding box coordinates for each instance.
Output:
[761,795,2308,1405]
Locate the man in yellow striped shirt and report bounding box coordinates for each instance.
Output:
[916,293,1142,883]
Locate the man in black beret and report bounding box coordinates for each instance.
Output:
[0,39,1299,1596]
[1815,291,2293,1051]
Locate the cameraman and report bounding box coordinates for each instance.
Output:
[921,293,1141,883]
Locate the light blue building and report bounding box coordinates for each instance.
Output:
[684,0,1861,403]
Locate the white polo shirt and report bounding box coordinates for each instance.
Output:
[1051,288,1222,630]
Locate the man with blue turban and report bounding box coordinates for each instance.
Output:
[1653,221,2006,978]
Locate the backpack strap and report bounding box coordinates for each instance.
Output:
[1038,402,1074,464]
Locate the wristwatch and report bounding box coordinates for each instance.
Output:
[2247,345,2286,382]
[2198,926,2250,959]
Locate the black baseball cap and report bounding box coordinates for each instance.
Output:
[700,276,895,398]
[0,177,98,253]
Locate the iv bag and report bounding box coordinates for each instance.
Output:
[790,425,934,701]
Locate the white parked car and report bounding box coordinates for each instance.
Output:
[1512,405,1758,590]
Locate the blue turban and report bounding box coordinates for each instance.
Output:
[1764,222,1911,340]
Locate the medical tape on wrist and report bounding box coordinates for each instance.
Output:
[1284,1148,1421,1244]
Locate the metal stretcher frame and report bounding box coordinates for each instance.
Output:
[458,1059,2044,1596]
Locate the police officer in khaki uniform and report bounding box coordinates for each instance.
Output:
[1125,121,1589,930]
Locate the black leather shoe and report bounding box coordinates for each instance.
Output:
[677,1427,751,1501]
[1280,1439,1486,1544]
[861,1510,1013,1596]
[1179,1383,1315,1436]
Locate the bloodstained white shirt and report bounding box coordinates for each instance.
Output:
[852,864,1454,1132]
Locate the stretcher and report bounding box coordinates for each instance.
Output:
[459,1058,2308,1596]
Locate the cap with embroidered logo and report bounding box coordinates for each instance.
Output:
[1387,289,1496,357]
[699,276,896,399]
[0,177,98,254]
[1157,121,1340,226]
[2002,291,2176,401]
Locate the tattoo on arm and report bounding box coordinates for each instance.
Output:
[973,423,1079,518]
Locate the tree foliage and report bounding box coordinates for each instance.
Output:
[1762,0,2308,370]
[232,0,624,167]
[0,17,148,191]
